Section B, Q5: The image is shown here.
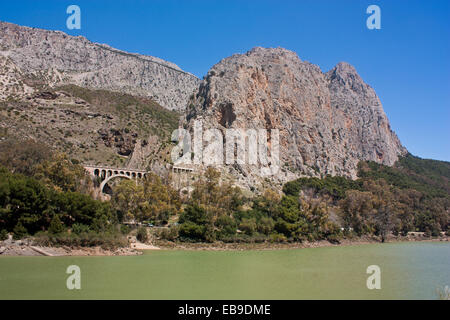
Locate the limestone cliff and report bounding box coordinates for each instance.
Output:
[184,47,406,186]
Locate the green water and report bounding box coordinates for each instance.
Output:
[0,242,448,299]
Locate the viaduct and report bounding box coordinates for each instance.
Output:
[84,164,195,193]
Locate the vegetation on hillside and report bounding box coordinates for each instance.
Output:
[0,140,125,247]
[55,85,179,138]
[0,139,448,246]
[0,85,179,168]
[283,154,449,239]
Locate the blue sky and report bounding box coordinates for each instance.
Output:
[1,0,449,161]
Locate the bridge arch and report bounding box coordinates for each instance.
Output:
[84,165,148,194]
[99,174,133,193]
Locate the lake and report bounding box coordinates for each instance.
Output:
[0,242,449,299]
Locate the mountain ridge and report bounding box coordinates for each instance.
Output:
[0,21,200,111]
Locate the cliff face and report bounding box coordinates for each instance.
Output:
[0,21,199,111]
[185,47,406,185]
[0,20,406,185]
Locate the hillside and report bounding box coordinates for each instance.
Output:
[0,84,178,170]
[283,155,449,236]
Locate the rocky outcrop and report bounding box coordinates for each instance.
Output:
[0,21,200,111]
[185,47,406,186]
[98,128,137,156]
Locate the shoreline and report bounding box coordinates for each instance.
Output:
[1,236,448,256]
[0,239,142,256]
[153,235,449,251]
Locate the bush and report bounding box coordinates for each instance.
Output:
[157,226,179,241]
[136,227,148,243]
[216,215,237,236]
[239,218,257,236]
[13,222,27,240]
[72,223,90,235]
[120,224,131,235]
[33,231,128,249]
[179,221,206,241]
[257,217,275,235]
[0,229,8,241]
[0,168,116,236]
[179,204,210,225]
[269,233,287,243]
[326,234,341,244]
[48,215,65,234]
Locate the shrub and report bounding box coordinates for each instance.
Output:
[13,222,27,240]
[216,215,237,236]
[72,223,90,235]
[0,229,8,241]
[179,204,210,225]
[179,221,206,241]
[326,234,341,244]
[157,226,179,241]
[269,233,287,243]
[257,217,275,235]
[239,218,257,236]
[120,224,131,235]
[33,231,128,249]
[48,215,65,234]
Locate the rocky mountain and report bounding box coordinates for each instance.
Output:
[0,20,408,190]
[184,47,407,187]
[0,21,199,111]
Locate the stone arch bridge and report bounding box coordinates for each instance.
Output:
[84,165,148,193]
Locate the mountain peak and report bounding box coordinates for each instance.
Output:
[327,61,361,80]
[185,48,406,186]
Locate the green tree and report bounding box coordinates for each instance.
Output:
[48,215,65,234]
[111,179,145,222]
[257,217,275,235]
[339,190,375,235]
[239,218,257,236]
[141,173,180,225]
[34,153,92,193]
[179,221,207,241]
[0,229,9,241]
[13,221,27,240]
